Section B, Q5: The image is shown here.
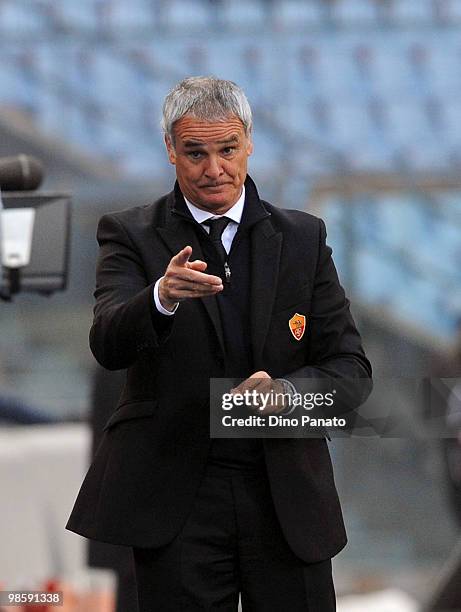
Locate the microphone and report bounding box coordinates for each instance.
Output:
[0,155,44,191]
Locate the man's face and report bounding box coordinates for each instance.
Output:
[165,115,253,214]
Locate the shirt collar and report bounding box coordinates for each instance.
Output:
[184,185,245,226]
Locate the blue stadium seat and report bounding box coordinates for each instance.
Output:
[272,0,324,29]
[429,37,460,99]
[384,102,437,157]
[37,90,71,139]
[390,0,435,24]
[415,144,450,171]
[0,50,27,109]
[247,129,283,174]
[314,42,359,98]
[327,102,376,147]
[401,40,434,98]
[58,0,97,31]
[142,42,190,79]
[387,95,445,148]
[106,0,155,30]
[376,195,430,250]
[332,0,379,25]
[91,50,151,112]
[122,144,168,178]
[0,0,46,33]
[161,0,212,30]
[309,97,392,170]
[33,1,69,33]
[273,101,323,140]
[90,53,120,103]
[5,49,41,116]
[371,37,426,99]
[348,141,395,172]
[220,0,267,30]
[441,0,461,23]
[57,105,85,148]
[349,42,378,92]
[437,192,461,216]
[397,276,441,330]
[36,43,63,80]
[355,249,403,305]
[441,102,461,147]
[427,219,460,278]
[281,41,324,102]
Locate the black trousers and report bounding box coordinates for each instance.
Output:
[133,463,336,611]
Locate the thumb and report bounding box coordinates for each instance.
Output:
[187,259,207,271]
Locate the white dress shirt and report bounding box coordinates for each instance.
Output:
[153,186,245,315]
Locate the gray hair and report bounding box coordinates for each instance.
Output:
[161,76,252,144]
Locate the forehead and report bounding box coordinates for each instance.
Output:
[172,115,247,145]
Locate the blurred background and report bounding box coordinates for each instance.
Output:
[1,0,461,610]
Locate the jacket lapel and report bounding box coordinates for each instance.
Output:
[250,217,283,368]
[156,188,226,355]
[239,177,283,369]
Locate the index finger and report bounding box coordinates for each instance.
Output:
[171,246,192,267]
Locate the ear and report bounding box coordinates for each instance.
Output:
[165,134,177,165]
[246,134,254,156]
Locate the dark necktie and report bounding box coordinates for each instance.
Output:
[204,217,231,264]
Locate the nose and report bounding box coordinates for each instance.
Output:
[204,154,223,180]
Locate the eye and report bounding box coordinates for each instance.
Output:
[188,151,204,160]
[222,146,236,156]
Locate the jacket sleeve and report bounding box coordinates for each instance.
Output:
[284,218,372,414]
[89,213,173,370]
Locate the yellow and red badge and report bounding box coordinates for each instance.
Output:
[288,313,306,341]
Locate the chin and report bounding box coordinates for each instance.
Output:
[203,186,237,200]
[201,200,231,212]
[198,193,233,209]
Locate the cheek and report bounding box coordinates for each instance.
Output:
[224,160,246,179]
[177,163,200,182]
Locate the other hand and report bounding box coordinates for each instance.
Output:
[231,371,288,415]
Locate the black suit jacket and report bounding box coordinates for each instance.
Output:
[66,176,372,563]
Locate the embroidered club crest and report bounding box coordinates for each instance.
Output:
[289,313,306,341]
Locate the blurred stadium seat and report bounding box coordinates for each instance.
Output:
[273,0,324,29]
[0,0,460,337]
[442,102,461,147]
[390,0,435,24]
[333,0,379,25]
[56,0,98,32]
[104,0,157,31]
[220,0,266,30]
[0,0,46,34]
[441,0,461,23]
[1,1,456,180]
[161,0,212,30]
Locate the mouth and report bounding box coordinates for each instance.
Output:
[199,183,230,189]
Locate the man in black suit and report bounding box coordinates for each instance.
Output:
[67,76,372,611]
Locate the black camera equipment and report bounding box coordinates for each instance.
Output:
[0,155,71,301]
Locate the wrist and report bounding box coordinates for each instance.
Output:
[158,280,177,312]
[160,298,177,312]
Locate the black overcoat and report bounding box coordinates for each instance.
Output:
[66,176,372,563]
